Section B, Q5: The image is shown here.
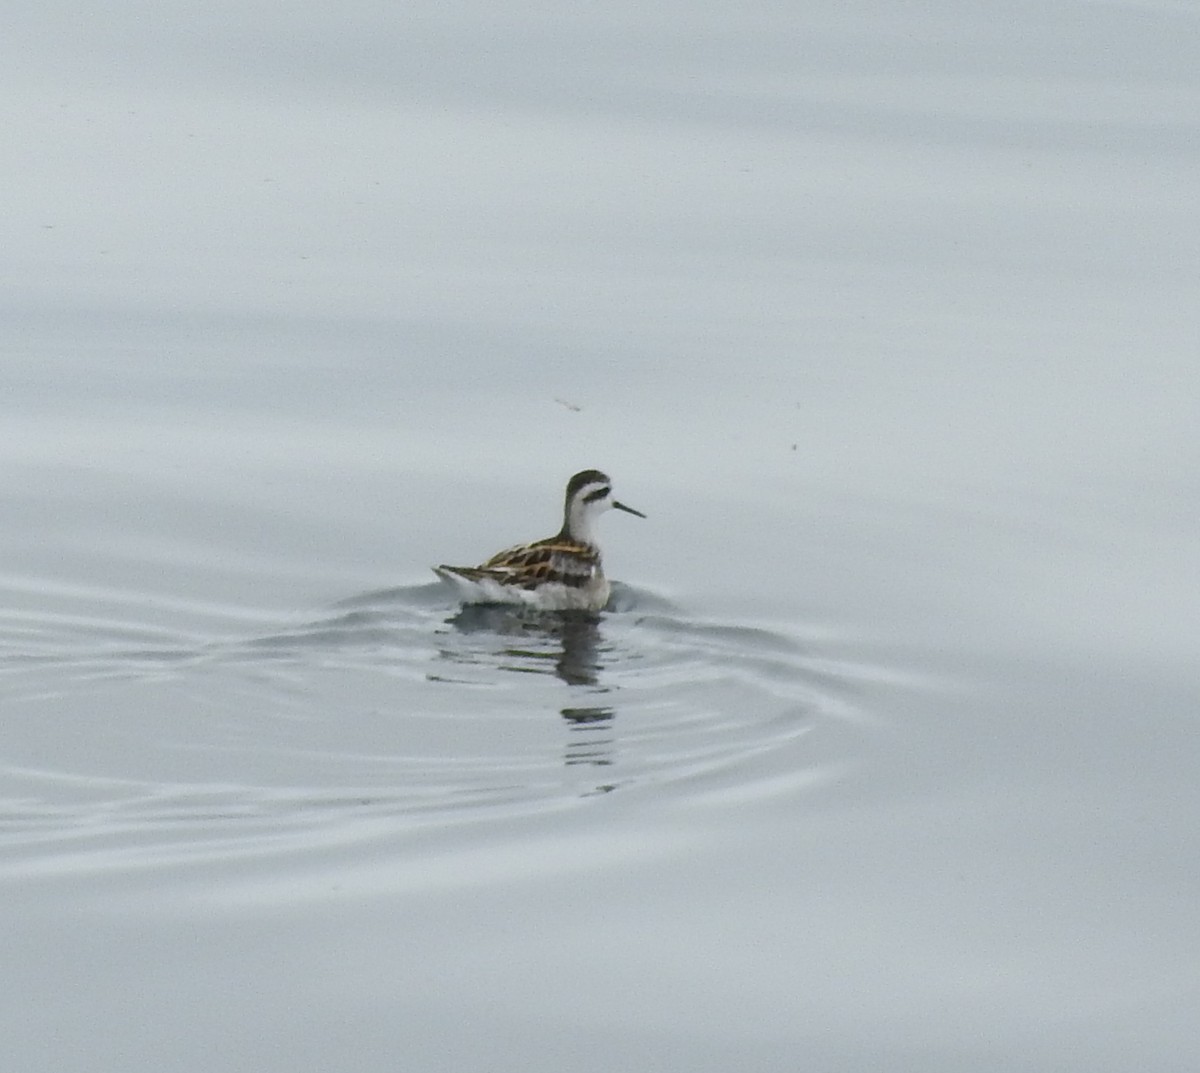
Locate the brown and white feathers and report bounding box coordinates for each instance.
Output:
[433,469,644,611]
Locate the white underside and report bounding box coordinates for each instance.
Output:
[434,568,610,612]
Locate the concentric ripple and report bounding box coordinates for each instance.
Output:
[0,579,864,870]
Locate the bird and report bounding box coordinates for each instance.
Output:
[433,469,645,611]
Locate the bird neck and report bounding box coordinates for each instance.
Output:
[562,502,599,545]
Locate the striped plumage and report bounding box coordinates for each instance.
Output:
[433,469,645,611]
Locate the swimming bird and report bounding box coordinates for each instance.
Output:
[433,469,645,611]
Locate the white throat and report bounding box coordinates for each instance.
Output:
[565,489,608,544]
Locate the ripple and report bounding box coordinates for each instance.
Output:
[0,579,868,869]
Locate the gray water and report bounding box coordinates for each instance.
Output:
[4,2,1199,1069]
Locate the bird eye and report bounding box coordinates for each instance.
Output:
[583,486,610,503]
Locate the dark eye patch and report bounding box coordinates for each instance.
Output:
[583,486,610,503]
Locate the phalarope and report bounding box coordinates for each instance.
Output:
[433,469,645,611]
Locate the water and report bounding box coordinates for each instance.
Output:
[1,583,842,859]
[5,2,1200,1069]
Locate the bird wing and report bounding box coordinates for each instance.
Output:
[442,538,598,590]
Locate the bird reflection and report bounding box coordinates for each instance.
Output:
[560,704,615,767]
[442,605,616,767]
[445,605,604,685]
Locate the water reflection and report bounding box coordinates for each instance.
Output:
[561,705,615,767]
[442,605,616,766]
[443,606,605,685]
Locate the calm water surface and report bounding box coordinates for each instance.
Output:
[4,2,1200,1070]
